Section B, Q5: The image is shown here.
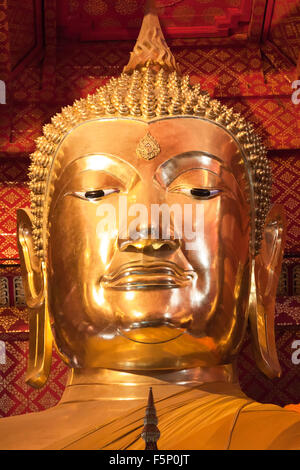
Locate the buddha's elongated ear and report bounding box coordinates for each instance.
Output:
[248,205,286,379]
[17,208,52,388]
[17,208,44,308]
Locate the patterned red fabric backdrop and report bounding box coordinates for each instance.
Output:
[0,0,300,418]
[57,0,253,40]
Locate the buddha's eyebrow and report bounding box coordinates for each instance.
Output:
[60,153,139,183]
[155,151,229,186]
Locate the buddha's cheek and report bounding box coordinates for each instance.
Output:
[181,197,221,331]
[208,206,250,355]
[183,194,250,341]
[47,197,117,331]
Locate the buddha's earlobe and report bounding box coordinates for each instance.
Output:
[17,209,44,308]
[17,209,52,388]
[248,205,286,379]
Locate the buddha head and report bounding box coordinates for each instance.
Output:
[17,9,285,387]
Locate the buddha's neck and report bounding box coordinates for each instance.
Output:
[60,364,239,404]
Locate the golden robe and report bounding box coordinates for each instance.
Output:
[1,381,300,450]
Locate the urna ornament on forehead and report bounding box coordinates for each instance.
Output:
[28,2,271,260]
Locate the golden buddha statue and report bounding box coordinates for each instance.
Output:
[1,5,300,450]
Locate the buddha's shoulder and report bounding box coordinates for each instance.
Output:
[230,401,300,450]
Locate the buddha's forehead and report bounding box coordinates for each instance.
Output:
[54,117,244,181]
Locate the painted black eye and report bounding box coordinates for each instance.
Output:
[72,188,120,201]
[190,188,211,197]
[85,190,105,199]
[169,186,221,199]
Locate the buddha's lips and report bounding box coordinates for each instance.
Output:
[101,262,196,290]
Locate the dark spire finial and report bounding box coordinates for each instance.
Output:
[141,387,160,450]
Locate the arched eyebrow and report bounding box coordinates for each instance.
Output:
[59,153,140,185]
[154,151,231,187]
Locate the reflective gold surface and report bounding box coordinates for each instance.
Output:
[40,117,253,371]
[0,6,296,451]
[11,116,288,450]
[2,368,300,450]
[249,205,286,378]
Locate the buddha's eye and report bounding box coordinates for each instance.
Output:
[189,188,220,198]
[85,189,105,199]
[85,189,120,199]
[72,189,120,201]
[169,187,221,199]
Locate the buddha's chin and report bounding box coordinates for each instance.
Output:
[118,324,185,344]
[76,324,222,370]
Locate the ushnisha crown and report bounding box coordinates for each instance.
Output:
[28,8,271,259]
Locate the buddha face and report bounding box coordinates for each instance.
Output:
[44,117,252,370]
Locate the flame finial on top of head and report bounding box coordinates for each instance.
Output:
[123,0,180,73]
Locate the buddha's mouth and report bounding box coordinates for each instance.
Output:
[100,261,196,290]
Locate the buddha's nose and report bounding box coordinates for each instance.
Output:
[118,182,180,253]
[118,227,180,253]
